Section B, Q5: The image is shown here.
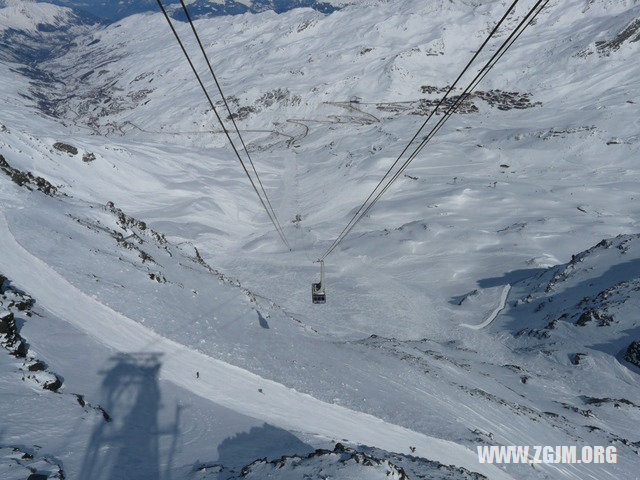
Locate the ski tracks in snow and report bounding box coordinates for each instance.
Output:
[0,212,513,480]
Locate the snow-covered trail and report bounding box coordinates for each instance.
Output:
[0,212,512,480]
[461,284,511,330]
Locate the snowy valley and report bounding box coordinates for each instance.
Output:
[0,0,639,479]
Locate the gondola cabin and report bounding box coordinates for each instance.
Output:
[312,282,326,304]
[312,260,326,304]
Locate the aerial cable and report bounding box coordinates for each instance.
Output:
[155,0,291,250]
[354,0,551,235]
[322,0,548,260]
[177,0,289,250]
[321,0,548,260]
[320,0,520,260]
[409,0,550,163]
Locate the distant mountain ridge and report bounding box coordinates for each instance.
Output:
[31,0,348,21]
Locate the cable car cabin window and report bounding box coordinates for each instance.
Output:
[312,283,326,304]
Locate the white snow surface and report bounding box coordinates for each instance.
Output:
[461,284,511,330]
[0,0,76,31]
[0,0,639,478]
[0,212,510,480]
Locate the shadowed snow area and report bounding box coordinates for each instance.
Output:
[0,0,639,478]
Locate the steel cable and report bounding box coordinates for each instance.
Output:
[321,0,549,260]
[156,0,291,250]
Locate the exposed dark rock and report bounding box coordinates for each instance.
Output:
[27,474,49,480]
[148,273,166,283]
[73,393,111,422]
[595,18,640,55]
[82,152,96,163]
[0,310,27,357]
[53,142,78,155]
[98,406,111,422]
[27,360,46,372]
[557,401,595,417]
[503,364,522,372]
[1,274,68,394]
[238,443,409,479]
[576,309,615,326]
[14,340,28,358]
[0,311,15,334]
[571,353,587,365]
[576,310,595,325]
[582,396,639,408]
[43,374,63,392]
[0,154,61,196]
[625,341,640,368]
[106,202,158,238]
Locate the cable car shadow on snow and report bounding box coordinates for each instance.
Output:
[257,310,270,329]
[78,352,180,480]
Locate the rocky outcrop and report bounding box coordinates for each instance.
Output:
[511,234,640,341]
[625,341,640,368]
[0,154,61,197]
[0,273,114,419]
[236,443,410,480]
[0,311,27,358]
[595,18,640,56]
[1,275,60,390]
[0,445,65,480]
[53,141,78,155]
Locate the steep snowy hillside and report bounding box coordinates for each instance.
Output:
[1,0,639,479]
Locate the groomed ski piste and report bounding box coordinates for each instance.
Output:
[1,0,639,479]
[0,213,511,480]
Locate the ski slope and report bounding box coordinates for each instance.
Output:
[0,212,513,480]
[1,0,639,478]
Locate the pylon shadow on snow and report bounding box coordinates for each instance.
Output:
[78,352,180,480]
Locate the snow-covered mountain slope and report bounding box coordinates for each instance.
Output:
[1,0,639,479]
[33,0,354,21]
[0,0,95,31]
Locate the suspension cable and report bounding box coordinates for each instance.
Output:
[410,0,550,163]
[321,0,548,260]
[177,0,289,249]
[320,0,520,260]
[353,0,551,239]
[156,0,291,250]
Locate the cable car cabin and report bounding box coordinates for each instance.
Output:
[312,282,326,304]
[312,260,326,304]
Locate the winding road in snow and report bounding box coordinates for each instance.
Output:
[0,212,512,480]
